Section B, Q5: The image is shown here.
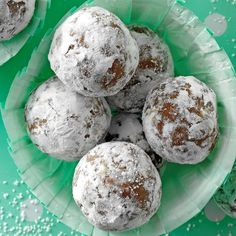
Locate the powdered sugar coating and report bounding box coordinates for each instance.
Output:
[48,6,139,97]
[143,76,218,164]
[107,25,174,113]
[106,113,165,171]
[0,0,35,41]
[25,76,111,161]
[73,142,162,231]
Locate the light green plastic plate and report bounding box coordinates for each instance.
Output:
[1,0,236,235]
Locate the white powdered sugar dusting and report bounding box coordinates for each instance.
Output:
[73,142,162,231]
[106,113,165,171]
[25,76,111,161]
[143,76,218,164]
[48,6,139,97]
[107,25,174,112]
[0,0,35,41]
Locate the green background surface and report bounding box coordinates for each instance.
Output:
[0,0,236,235]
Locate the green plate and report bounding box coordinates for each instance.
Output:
[1,0,236,235]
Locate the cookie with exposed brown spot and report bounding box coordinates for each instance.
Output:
[49,6,139,97]
[0,0,35,41]
[108,25,173,112]
[73,142,162,231]
[25,76,111,161]
[143,76,218,164]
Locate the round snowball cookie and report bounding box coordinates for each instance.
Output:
[107,25,174,113]
[48,6,139,97]
[106,113,165,171]
[0,0,35,41]
[73,142,162,231]
[143,76,218,164]
[25,76,111,161]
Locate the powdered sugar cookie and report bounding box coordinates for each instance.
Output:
[108,25,173,112]
[25,76,111,161]
[49,6,139,97]
[143,76,218,164]
[0,0,35,41]
[73,142,162,231]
